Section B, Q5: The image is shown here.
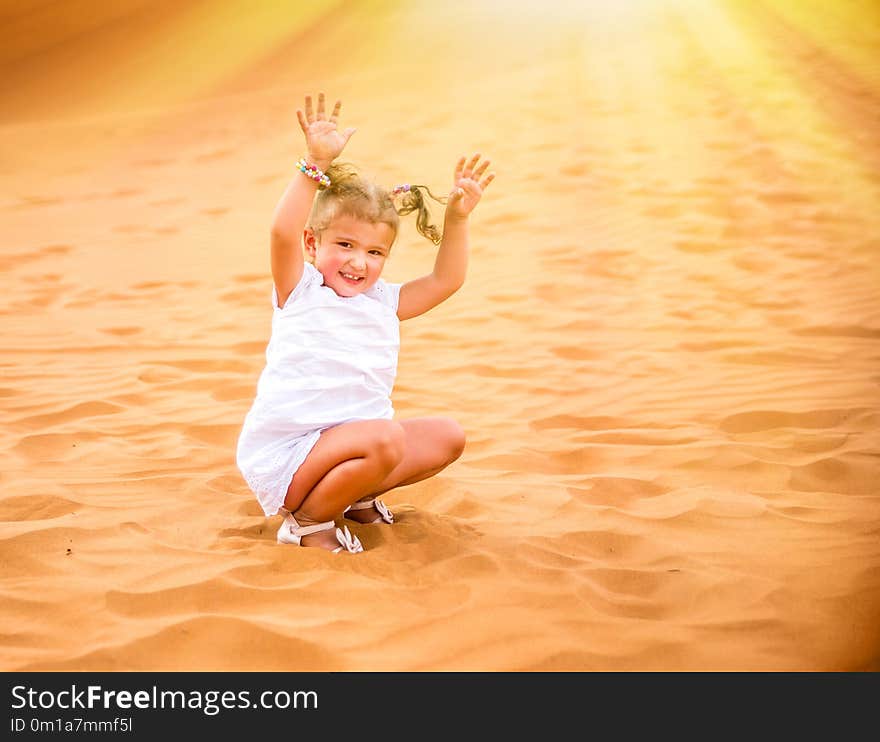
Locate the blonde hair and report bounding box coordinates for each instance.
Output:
[307,162,448,247]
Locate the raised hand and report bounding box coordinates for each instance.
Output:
[296,92,356,167]
[446,153,495,221]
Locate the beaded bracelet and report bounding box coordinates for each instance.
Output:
[296,157,331,188]
[391,183,411,195]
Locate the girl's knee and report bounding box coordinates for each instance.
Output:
[442,418,466,461]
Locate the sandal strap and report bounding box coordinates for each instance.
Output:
[284,513,335,537]
[345,497,394,523]
[346,500,376,511]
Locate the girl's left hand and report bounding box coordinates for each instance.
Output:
[446,153,495,220]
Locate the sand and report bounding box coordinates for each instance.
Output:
[1,0,879,671]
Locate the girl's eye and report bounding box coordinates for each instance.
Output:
[339,242,351,248]
[370,250,384,256]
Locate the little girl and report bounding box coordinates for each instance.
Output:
[237,92,494,553]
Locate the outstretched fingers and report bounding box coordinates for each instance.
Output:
[303,92,339,120]
[473,158,491,180]
[455,153,495,190]
[299,92,344,130]
[454,153,481,179]
[456,153,489,177]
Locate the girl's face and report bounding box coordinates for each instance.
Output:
[305,214,395,298]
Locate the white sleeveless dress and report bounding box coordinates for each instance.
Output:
[236,263,402,516]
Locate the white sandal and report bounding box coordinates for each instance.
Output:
[276,510,363,553]
[343,497,394,524]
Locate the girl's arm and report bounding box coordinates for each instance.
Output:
[270,160,330,308]
[271,93,356,308]
[397,153,494,321]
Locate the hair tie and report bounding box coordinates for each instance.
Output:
[391,183,411,195]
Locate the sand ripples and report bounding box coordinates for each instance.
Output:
[2,0,879,670]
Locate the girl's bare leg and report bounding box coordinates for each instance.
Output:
[345,417,466,524]
[282,417,465,549]
[284,419,406,550]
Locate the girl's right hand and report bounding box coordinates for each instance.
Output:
[296,92,356,168]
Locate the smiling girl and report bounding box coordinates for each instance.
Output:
[236,93,495,553]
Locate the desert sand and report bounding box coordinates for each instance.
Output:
[1,0,879,671]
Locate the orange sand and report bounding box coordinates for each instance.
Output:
[2,0,879,671]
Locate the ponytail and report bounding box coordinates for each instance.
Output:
[392,185,448,246]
